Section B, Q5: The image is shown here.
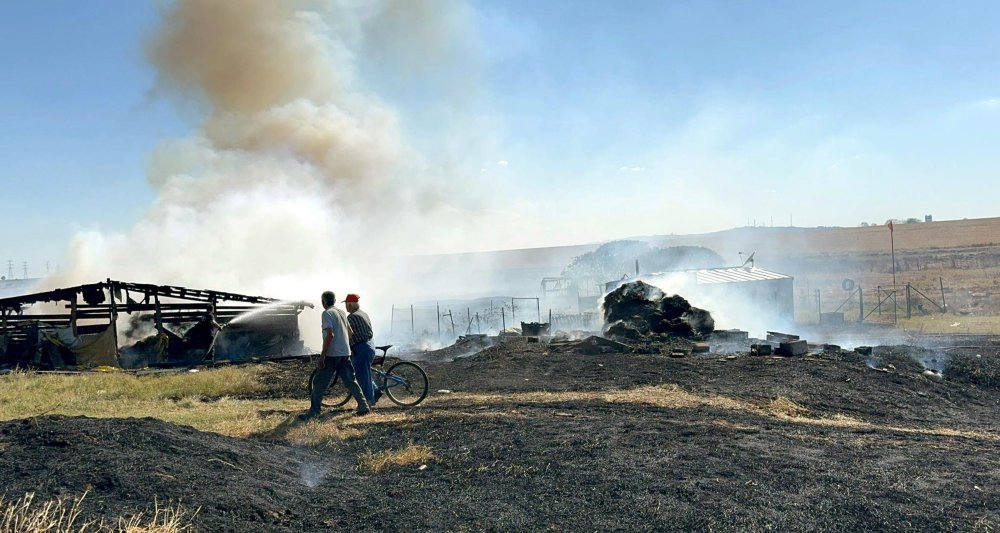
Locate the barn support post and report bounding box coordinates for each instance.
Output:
[70,294,78,336]
[154,294,164,335]
[107,279,120,357]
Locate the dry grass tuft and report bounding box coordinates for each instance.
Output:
[284,419,366,447]
[765,397,811,418]
[1,491,87,533]
[0,491,195,532]
[0,367,301,438]
[358,443,434,474]
[114,497,196,533]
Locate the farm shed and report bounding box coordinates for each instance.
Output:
[0,280,312,370]
[685,267,794,321]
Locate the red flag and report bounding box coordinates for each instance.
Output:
[888,221,894,232]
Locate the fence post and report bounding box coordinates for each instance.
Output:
[815,289,821,324]
[390,305,395,337]
[876,286,881,316]
[906,283,912,319]
[536,298,541,322]
[411,304,415,337]
[502,307,506,332]
[436,302,441,341]
[858,286,864,323]
[939,277,947,312]
[511,298,516,322]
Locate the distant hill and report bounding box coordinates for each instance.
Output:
[401,216,1000,299]
[0,278,40,299]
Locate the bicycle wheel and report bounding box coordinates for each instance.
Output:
[383,361,429,406]
[308,368,352,407]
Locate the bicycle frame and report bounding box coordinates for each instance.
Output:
[374,366,412,393]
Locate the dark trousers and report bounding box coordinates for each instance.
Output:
[310,356,368,413]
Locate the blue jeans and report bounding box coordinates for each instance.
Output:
[352,342,378,405]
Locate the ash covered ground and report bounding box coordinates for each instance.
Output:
[2,335,999,532]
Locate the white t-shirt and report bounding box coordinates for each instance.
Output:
[321,306,352,358]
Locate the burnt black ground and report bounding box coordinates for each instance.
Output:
[2,338,999,531]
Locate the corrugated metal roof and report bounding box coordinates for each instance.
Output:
[693,267,792,285]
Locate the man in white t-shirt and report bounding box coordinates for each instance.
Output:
[300,291,370,419]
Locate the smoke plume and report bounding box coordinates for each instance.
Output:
[49,0,505,331]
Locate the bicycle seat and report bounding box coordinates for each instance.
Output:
[375,344,393,352]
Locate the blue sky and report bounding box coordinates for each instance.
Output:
[2,0,999,276]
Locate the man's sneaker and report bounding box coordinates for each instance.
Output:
[372,389,383,406]
[297,410,319,421]
[355,407,371,417]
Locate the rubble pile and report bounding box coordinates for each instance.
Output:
[602,281,714,341]
[549,335,634,355]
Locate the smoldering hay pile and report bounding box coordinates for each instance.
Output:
[603,281,714,341]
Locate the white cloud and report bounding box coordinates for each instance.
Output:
[972,98,1000,110]
[618,166,645,173]
[496,160,509,166]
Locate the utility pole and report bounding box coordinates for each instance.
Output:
[888,221,898,324]
[22,262,28,279]
[6,260,12,280]
[889,221,896,290]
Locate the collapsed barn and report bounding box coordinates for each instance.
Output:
[0,280,311,370]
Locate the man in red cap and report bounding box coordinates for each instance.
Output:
[345,293,379,405]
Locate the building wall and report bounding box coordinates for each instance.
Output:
[698,278,795,322]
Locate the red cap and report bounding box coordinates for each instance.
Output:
[344,293,360,303]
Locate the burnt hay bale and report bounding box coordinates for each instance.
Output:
[605,321,647,342]
[681,308,715,336]
[602,281,714,341]
[603,281,665,324]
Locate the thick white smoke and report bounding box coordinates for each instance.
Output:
[46,0,517,342]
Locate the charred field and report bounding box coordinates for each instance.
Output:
[1,337,999,532]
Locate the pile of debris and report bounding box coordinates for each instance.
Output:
[549,335,634,355]
[410,334,495,362]
[602,281,714,342]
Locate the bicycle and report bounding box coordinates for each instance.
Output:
[308,344,429,407]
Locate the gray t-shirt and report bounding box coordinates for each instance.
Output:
[321,306,352,358]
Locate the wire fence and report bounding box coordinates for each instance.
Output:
[388,298,603,343]
[806,278,949,325]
